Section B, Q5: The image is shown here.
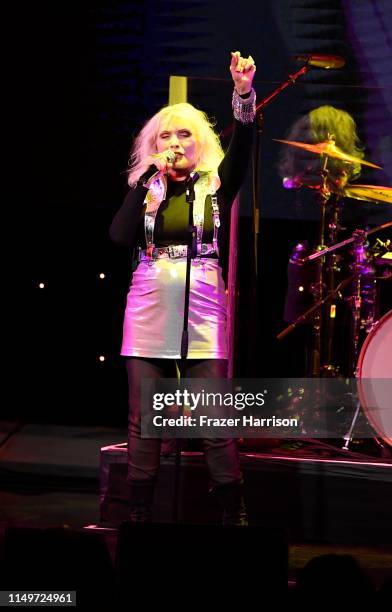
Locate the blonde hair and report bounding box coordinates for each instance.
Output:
[309,105,364,178]
[127,102,225,186]
[279,105,364,182]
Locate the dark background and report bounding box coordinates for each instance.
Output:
[19,1,391,426]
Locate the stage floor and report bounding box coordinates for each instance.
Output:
[1,422,391,588]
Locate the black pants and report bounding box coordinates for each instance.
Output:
[125,357,241,485]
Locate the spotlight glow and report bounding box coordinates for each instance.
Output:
[99,273,106,279]
[38,283,45,289]
[298,286,304,292]
[98,355,106,362]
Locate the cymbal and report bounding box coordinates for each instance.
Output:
[274,138,382,169]
[343,184,392,204]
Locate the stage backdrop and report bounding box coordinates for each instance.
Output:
[20,0,391,424]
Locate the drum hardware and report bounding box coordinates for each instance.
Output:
[324,190,344,372]
[277,223,392,452]
[341,400,361,451]
[306,224,390,461]
[349,230,368,374]
[276,134,390,453]
[308,149,350,377]
[297,222,391,374]
[342,230,373,451]
[348,238,378,335]
[277,275,354,341]
[301,222,392,263]
[309,154,331,377]
[371,239,392,282]
[275,136,383,377]
[278,225,389,357]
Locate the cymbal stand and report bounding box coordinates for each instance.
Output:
[309,156,330,377]
[323,192,343,376]
[342,229,366,450]
[348,229,367,375]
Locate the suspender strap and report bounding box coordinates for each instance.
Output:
[211,195,220,256]
[143,171,221,260]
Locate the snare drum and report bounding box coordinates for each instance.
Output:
[357,310,392,446]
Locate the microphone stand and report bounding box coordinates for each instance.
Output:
[247,64,311,375]
[180,178,198,361]
[172,174,198,523]
[252,64,311,275]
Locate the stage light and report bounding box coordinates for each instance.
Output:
[99,273,106,279]
[98,355,106,362]
[38,283,46,289]
[298,285,304,292]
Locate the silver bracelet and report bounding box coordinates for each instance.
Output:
[232,87,256,124]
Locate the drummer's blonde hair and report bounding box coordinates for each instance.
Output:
[279,105,364,182]
[310,105,364,178]
[127,103,224,186]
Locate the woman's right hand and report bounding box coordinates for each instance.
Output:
[145,150,174,174]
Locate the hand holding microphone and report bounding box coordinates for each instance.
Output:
[148,149,176,173]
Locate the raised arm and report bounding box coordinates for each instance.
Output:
[218,51,256,202]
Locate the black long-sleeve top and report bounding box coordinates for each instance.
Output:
[109,118,254,284]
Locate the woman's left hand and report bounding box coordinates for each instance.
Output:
[230,51,256,95]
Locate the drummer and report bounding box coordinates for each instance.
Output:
[278,105,364,191]
[277,106,390,377]
[278,105,391,226]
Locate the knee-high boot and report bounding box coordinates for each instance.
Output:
[212,480,248,527]
[128,479,155,523]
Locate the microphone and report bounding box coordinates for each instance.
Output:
[151,149,176,163]
[294,54,346,69]
[138,150,176,186]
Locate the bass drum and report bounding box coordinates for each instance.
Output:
[357,310,392,447]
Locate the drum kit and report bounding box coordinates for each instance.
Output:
[276,136,392,452]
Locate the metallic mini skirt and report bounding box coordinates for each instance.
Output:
[120,257,228,359]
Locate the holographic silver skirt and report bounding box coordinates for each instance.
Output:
[121,257,228,359]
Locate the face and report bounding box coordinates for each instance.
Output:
[156,119,199,178]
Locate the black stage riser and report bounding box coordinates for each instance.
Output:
[101,446,392,547]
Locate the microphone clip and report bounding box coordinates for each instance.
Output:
[185,171,199,204]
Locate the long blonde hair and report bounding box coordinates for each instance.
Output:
[310,105,364,177]
[279,105,364,182]
[127,102,225,187]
